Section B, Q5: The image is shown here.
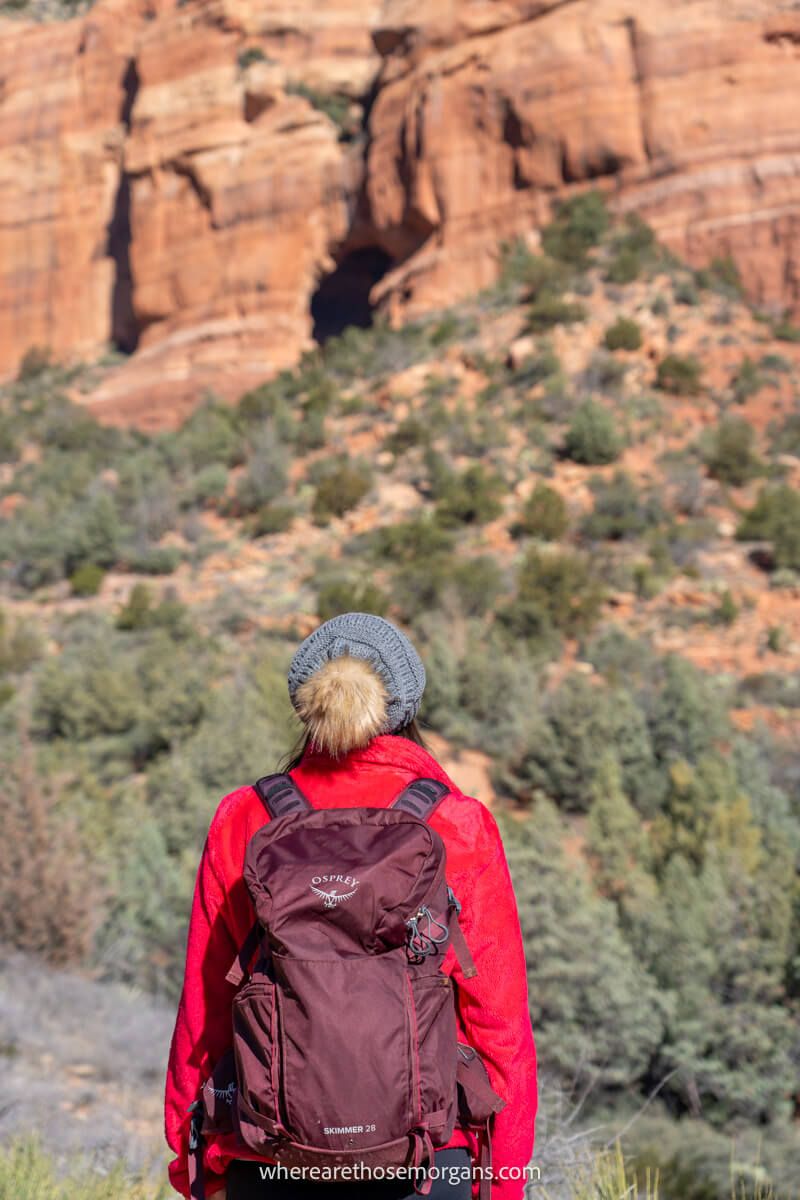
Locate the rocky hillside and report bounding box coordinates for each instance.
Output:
[1,196,799,1196]
[2,0,800,425]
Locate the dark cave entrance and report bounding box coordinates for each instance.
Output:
[311,247,393,342]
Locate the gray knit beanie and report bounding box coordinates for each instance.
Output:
[287,612,426,733]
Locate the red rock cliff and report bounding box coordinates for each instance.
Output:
[1,0,799,422]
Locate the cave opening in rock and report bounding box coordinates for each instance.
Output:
[311,247,393,343]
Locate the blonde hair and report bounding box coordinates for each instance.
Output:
[293,653,389,758]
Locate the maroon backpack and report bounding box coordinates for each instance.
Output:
[187,774,504,1198]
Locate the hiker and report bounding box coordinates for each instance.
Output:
[165,612,538,1200]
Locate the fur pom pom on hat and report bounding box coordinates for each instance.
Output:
[287,612,426,756]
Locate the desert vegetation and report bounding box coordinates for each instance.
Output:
[1,195,799,1197]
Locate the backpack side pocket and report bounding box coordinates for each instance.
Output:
[455,1043,506,1127]
[232,978,284,1151]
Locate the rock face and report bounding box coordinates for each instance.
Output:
[365,0,800,319]
[1,0,800,424]
[0,0,152,375]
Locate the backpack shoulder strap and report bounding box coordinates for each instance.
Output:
[391,777,450,821]
[253,772,311,820]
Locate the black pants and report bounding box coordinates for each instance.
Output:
[226,1149,473,1200]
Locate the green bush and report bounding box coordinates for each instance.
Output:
[174,400,243,470]
[656,354,703,395]
[604,214,659,284]
[693,254,743,296]
[124,544,181,574]
[500,547,605,641]
[184,462,229,507]
[317,579,389,621]
[511,481,568,541]
[730,356,764,404]
[433,464,505,528]
[736,484,800,570]
[527,293,586,332]
[237,45,267,69]
[769,411,800,457]
[370,516,454,564]
[703,416,760,486]
[449,555,504,617]
[234,426,289,514]
[541,190,610,265]
[563,400,622,465]
[604,246,641,284]
[383,418,430,456]
[16,346,52,382]
[116,583,155,630]
[311,464,372,522]
[604,317,642,352]
[248,503,295,537]
[771,317,800,343]
[285,83,358,143]
[582,471,664,541]
[674,278,700,306]
[69,562,105,596]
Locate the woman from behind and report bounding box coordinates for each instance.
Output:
[165,612,537,1200]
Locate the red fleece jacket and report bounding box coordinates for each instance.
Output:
[164,734,538,1200]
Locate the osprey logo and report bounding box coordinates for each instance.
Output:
[310,873,360,908]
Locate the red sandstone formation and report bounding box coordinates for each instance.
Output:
[1,0,799,423]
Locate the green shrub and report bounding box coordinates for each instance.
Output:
[703,415,760,486]
[508,346,562,390]
[311,464,372,523]
[563,400,622,465]
[248,503,295,537]
[605,214,658,286]
[434,464,505,528]
[116,583,155,630]
[69,562,105,596]
[16,347,52,382]
[317,579,389,622]
[449,555,504,617]
[184,462,229,507]
[383,418,430,456]
[712,588,738,626]
[694,254,743,296]
[541,190,609,265]
[0,611,40,675]
[285,83,358,143]
[769,411,800,457]
[674,278,700,306]
[771,316,800,343]
[651,294,669,317]
[655,354,703,396]
[124,544,181,574]
[736,484,800,570]
[527,293,586,332]
[234,426,289,514]
[730,356,764,404]
[604,317,642,352]
[237,45,267,69]
[605,246,641,284]
[370,516,454,564]
[174,400,243,470]
[582,471,664,541]
[500,547,605,641]
[512,481,568,541]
